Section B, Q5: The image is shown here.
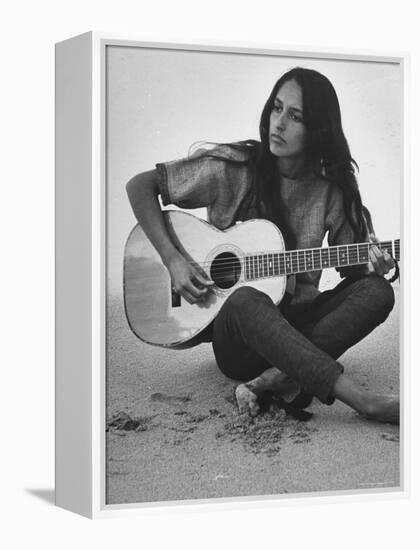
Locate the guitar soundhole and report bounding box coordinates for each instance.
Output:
[210,252,241,289]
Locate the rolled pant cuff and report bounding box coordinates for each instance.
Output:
[311,362,344,405]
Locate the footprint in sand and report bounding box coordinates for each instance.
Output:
[381,432,399,442]
[150,392,192,405]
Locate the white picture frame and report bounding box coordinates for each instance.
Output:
[55,32,408,518]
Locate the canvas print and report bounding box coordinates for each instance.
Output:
[105,44,402,505]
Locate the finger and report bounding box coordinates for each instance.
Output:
[373,245,392,274]
[369,235,395,274]
[180,289,199,305]
[190,280,211,299]
[183,277,213,302]
[175,280,205,304]
[371,245,386,264]
[366,261,375,274]
[383,250,395,270]
[193,271,215,288]
[368,247,382,275]
[370,246,387,275]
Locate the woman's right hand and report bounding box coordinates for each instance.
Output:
[165,250,215,305]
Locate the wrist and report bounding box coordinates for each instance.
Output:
[162,247,182,269]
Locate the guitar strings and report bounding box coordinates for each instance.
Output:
[183,240,398,273]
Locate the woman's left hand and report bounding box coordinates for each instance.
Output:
[366,234,395,276]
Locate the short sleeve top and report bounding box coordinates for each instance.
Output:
[156,143,364,304]
[157,144,259,228]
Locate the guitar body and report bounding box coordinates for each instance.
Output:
[124,210,287,348]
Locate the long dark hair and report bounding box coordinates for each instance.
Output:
[258,67,368,243]
[193,67,369,245]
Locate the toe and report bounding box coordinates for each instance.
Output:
[235,384,260,417]
[249,399,260,417]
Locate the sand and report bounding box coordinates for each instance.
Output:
[106,289,400,505]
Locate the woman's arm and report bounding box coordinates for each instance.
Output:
[126,170,214,304]
[126,170,178,265]
[326,187,394,278]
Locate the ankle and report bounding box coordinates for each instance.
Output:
[245,377,265,397]
[356,396,376,418]
[332,374,367,413]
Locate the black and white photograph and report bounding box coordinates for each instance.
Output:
[105,43,402,505]
[5,0,420,545]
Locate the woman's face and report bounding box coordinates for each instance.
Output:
[269,79,307,160]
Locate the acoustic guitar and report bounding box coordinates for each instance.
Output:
[123,210,400,349]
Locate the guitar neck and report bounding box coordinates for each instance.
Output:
[244,239,400,280]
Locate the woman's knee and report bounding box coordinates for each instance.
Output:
[224,286,272,313]
[217,286,275,326]
[355,275,395,319]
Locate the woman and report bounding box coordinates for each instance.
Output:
[126,67,399,424]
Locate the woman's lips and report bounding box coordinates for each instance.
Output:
[271,134,286,144]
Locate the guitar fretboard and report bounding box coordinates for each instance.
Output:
[244,240,400,281]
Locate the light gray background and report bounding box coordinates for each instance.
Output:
[107,46,402,296]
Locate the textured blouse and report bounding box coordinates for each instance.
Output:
[156,143,365,305]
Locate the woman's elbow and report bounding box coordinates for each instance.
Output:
[126,174,142,201]
[126,170,158,201]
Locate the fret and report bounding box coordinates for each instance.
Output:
[305,250,313,271]
[263,254,268,277]
[338,245,348,266]
[358,243,369,263]
[348,244,358,265]
[291,251,298,273]
[285,252,292,274]
[258,255,263,278]
[274,253,279,275]
[313,249,321,270]
[279,253,285,275]
[329,247,338,267]
[321,248,329,268]
[380,240,392,253]
[298,250,305,272]
[268,253,273,276]
[394,239,400,261]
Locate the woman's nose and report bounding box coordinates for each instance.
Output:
[276,112,287,131]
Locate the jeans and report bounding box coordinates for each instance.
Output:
[211,275,395,404]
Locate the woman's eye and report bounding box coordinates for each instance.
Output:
[290,112,303,122]
[273,104,282,113]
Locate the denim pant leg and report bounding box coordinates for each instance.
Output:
[212,286,343,404]
[291,275,395,360]
[212,276,395,405]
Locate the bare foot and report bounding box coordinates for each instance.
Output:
[247,367,300,400]
[333,375,399,425]
[362,394,400,425]
[235,384,260,417]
